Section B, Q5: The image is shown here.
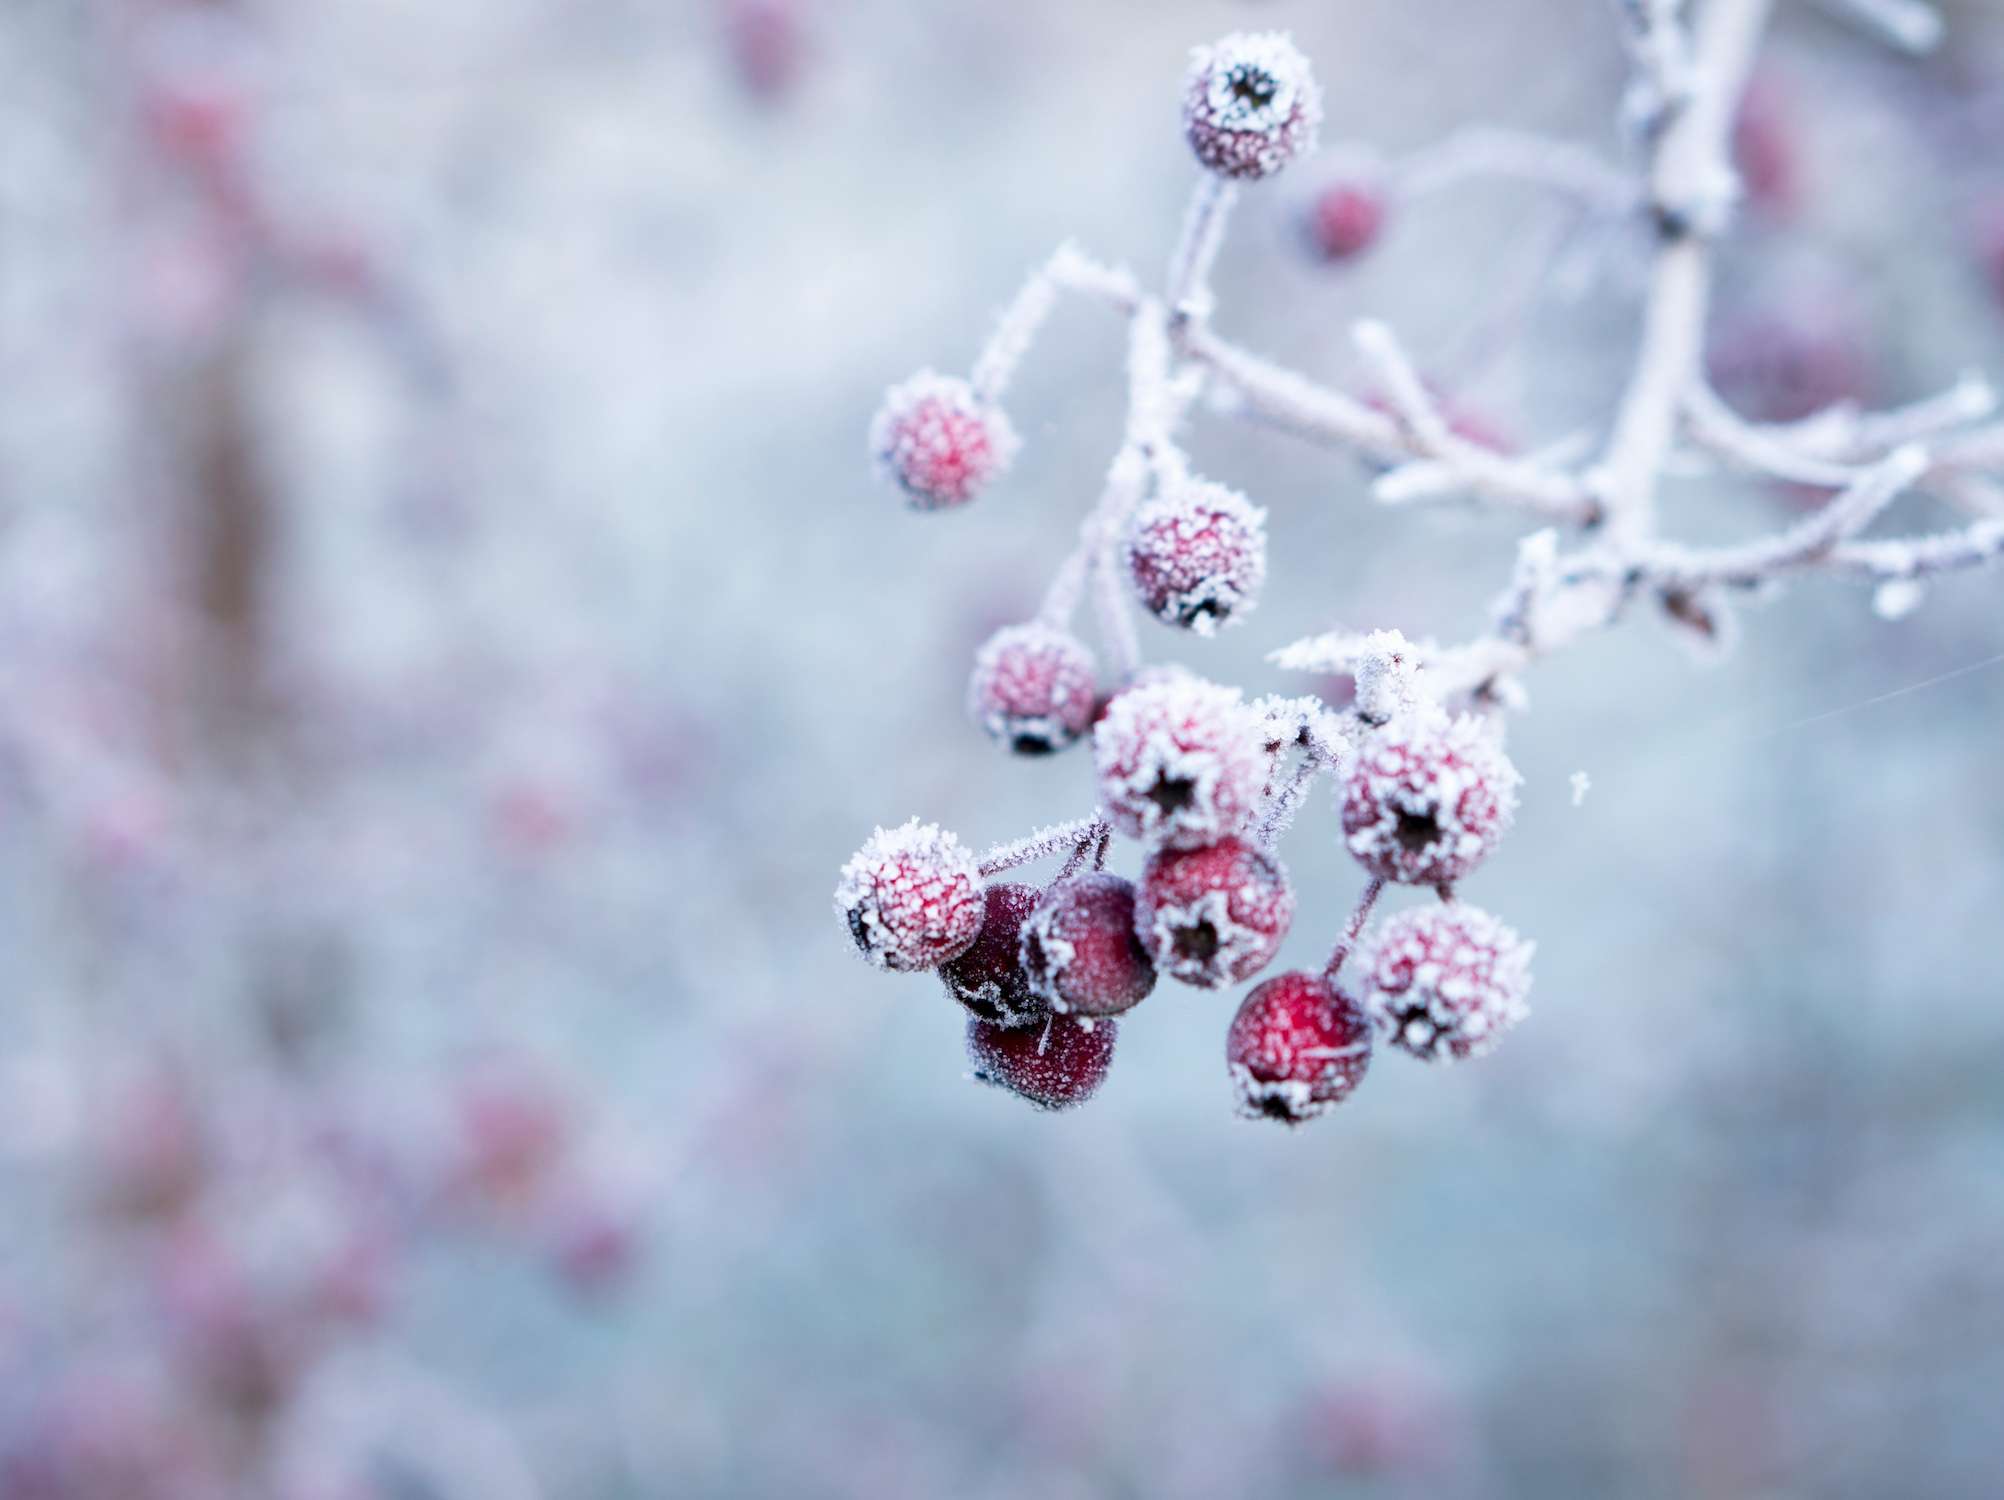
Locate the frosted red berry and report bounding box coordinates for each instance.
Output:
[967,623,1098,755]
[1360,904,1533,1062]
[870,371,1018,511]
[1183,32,1322,182]
[938,882,1049,1027]
[1137,837,1294,989]
[968,1013,1117,1111]
[1307,182,1386,262]
[1341,711,1519,887]
[835,818,985,972]
[1226,971,1372,1124]
[1018,872,1157,1017]
[1124,478,1267,635]
[1094,674,1264,850]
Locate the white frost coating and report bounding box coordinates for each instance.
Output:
[1094,675,1266,850]
[976,815,1106,878]
[1872,579,1925,621]
[1351,629,1424,725]
[1124,476,1268,635]
[833,818,984,973]
[967,623,1098,754]
[1570,770,1592,808]
[1340,707,1521,887]
[1359,904,1533,1063]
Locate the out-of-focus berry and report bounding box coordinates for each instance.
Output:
[967,624,1098,755]
[1124,478,1267,634]
[835,819,985,972]
[1307,181,1387,262]
[1136,837,1294,988]
[870,372,1019,511]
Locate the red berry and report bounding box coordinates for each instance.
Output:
[1094,675,1264,850]
[835,819,985,972]
[1307,182,1386,261]
[724,0,803,103]
[967,1013,1116,1111]
[1124,478,1268,634]
[1706,312,1870,426]
[1226,971,1372,1124]
[1183,32,1322,182]
[938,882,1049,1027]
[1732,72,1798,220]
[1360,904,1533,1062]
[870,371,1018,511]
[967,624,1097,755]
[1018,873,1157,1017]
[1340,711,1518,887]
[1137,837,1294,988]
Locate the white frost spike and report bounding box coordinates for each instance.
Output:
[1872,579,1925,621]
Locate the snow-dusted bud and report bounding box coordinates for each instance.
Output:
[939,882,1049,1028]
[1183,32,1322,182]
[1019,872,1157,1017]
[1137,837,1294,989]
[1360,904,1532,1062]
[1341,710,1519,887]
[1351,629,1424,726]
[1094,674,1265,850]
[835,818,985,972]
[968,1013,1117,1111]
[1227,971,1372,1124]
[1124,477,1267,634]
[870,371,1019,510]
[967,623,1097,755]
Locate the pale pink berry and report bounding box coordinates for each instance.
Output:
[938,882,1049,1028]
[1136,837,1294,989]
[1183,32,1322,181]
[1226,971,1372,1124]
[870,371,1019,511]
[1094,675,1264,850]
[1124,478,1267,634]
[968,1013,1116,1111]
[1307,181,1386,261]
[1341,711,1518,887]
[835,819,985,972]
[1018,873,1156,1018]
[967,623,1097,755]
[1360,904,1533,1062]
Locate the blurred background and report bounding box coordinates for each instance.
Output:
[3,0,2004,1495]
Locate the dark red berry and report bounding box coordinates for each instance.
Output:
[835,819,985,972]
[1360,904,1533,1062]
[1183,32,1322,181]
[1124,478,1267,634]
[1094,674,1264,850]
[1307,182,1386,262]
[939,883,1049,1027]
[1019,873,1157,1018]
[1136,837,1294,988]
[1226,971,1372,1124]
[967,1013,1116,1111]
[967,623,1097,755]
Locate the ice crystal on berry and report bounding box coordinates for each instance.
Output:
[1341,710,1519,887]
[1094,674,1265,850]
[1124,477,1268,634]
[1226,971,1372,1125]
[967,623,1098,755]
[1183,32,1322,182]
[869,371,1019,510]
[1360,904,1533,1062]
[968,1013,1117,1111]
[1137,837,1294,989]
[1019,872,1157,1017]
[834,818,985,972]
[939,882,1049,1027]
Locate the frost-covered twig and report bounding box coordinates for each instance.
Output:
[1810,0,1943,53]
[977,816,1110,878]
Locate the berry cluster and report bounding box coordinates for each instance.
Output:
[837,31,1548,1125]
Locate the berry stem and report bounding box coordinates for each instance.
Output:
[977,815,1110,878]
[1165,175,1238,325]
[1322,877,1386,980]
